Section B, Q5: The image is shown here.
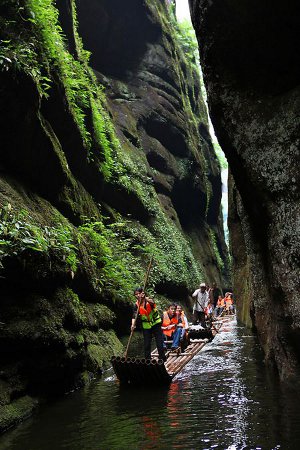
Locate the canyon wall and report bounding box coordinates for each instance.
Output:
[189,0,300,382]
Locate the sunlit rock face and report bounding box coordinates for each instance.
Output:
[190,0,300,381]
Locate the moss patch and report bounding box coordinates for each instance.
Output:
[0,395,38,433]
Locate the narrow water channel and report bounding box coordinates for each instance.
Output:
[1,318,300,450]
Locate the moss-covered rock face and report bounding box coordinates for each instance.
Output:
[0,0,229,428]
[190,0,300,382]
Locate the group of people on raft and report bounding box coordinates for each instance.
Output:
[131,282,235,362]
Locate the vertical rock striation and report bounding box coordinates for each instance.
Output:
[190,0,300,381]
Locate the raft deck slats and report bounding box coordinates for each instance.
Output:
[167,342,206,376]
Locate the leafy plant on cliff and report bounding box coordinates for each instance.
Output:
[26,0,91,141]
[151,209,204,286]
[0,204,78,271]
[78,218,144,301]
[175,19,199,67]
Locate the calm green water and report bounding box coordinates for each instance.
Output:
[1,318,300,450]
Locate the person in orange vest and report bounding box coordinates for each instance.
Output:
[161,304,182,350]
[205,302,214,320]
[131,287,166,361]
[175,304,189,339]
[215,295,225,317]
[224,292,234,314]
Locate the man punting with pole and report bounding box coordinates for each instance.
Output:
[131,288,166,362]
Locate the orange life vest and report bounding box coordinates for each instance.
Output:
[162,312,178,337]
[217,298,225,307]
[136,301,161,329]
[225,297,233,306]
[137,301,153,316]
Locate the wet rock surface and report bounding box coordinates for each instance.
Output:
[190,0,300,381]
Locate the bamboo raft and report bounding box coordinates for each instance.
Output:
[111,318,228,386]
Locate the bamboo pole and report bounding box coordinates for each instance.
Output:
[124,255,154,359]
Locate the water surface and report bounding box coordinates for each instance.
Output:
[1,318,300,449]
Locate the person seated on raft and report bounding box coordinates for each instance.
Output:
[205,302,214,321]
[161,304,182,351]
[176,304,189,339]
[224,292,235,315]
[131,287,166,361]
[215,295,225,317]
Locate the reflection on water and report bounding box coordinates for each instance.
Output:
[1,318,300,449]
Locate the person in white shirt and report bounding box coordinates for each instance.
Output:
[192,282,209,327]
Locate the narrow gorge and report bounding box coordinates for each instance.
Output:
[1,0,299,437]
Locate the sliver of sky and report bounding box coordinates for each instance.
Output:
[176,0,191,22]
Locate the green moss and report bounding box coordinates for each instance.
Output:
[209,229,225,271]
[69,0,91,64]
[176,19,199,68]
[76,333,84,346]
[56,288,116,330]
[86,330,123,372]
[0,396,38,432]
[107,210,204,292]
[91,304,116,328]
[150,209,204,286]
[37,110,71,175]
[214,142,228,169]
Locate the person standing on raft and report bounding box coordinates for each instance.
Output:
[131,287,166,362]
[192,282,209,327]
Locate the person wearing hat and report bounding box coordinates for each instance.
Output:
[192,283,209,327]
